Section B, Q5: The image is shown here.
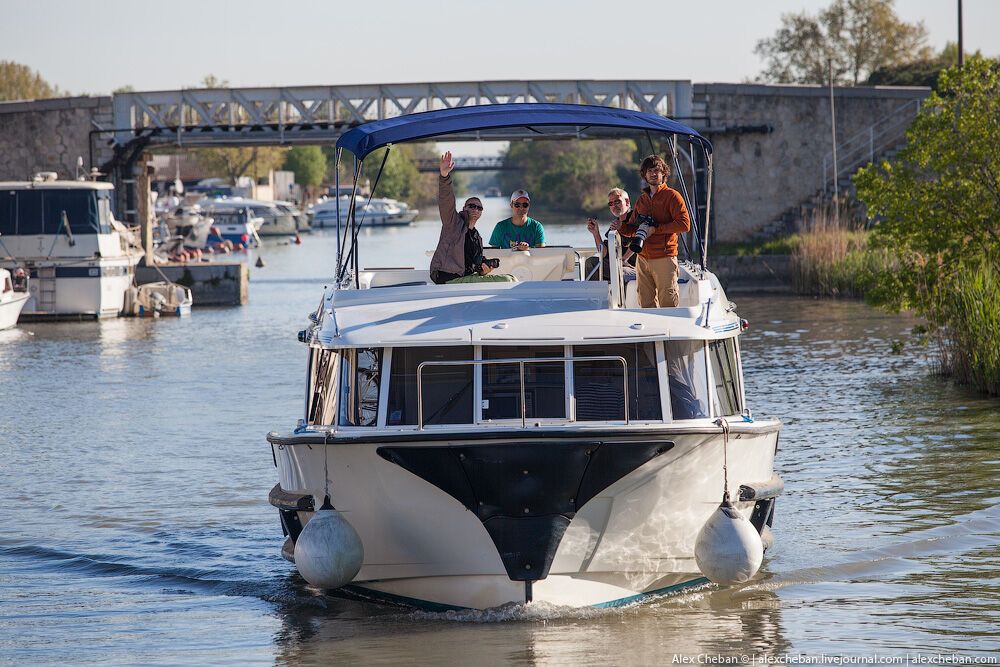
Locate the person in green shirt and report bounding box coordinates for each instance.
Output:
[488,189,546,249]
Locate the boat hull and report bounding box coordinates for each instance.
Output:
[0,292,29,330]
[257,215,298,236]
[270,422,780,609]
[3,258,137,320]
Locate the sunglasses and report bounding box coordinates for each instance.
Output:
[512,202,530,209]
[608,199,626,207]
[465,203,483,211]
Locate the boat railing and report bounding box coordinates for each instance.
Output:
[416,355,629,430]
[607,231,625,309]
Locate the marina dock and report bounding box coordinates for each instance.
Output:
[135,261,248,307]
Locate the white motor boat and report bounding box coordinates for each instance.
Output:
[0,176,144,319]
[0,268,30,330]
[202,197,299,236]
[266,104,782,611]
[132,281,193,317]
[310,197,418,228]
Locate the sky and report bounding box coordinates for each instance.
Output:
[2,0,998,95]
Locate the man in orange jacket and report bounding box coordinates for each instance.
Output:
[623,155,691,307]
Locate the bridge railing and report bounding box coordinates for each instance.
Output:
[111,80,694,147]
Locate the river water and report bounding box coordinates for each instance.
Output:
[1,208,998,665]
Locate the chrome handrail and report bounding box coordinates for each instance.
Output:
[416,355,629,430]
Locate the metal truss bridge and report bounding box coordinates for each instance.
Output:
[413,156,512,172]
[110,80,694,148]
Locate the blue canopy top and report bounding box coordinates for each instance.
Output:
[336,103,711,160]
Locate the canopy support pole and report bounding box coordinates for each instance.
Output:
[338,145,393,286]
[334,147,343,280]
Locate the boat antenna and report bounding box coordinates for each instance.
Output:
[701,147,714,270]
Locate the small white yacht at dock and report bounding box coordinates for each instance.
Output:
[0,267,30,330]
[310,196,418,228]
[0,175,144,320]
[266,104,783,611]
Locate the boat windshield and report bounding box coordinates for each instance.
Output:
[0,188,111,236]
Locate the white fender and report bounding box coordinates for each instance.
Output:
[694,494,764,586]
[293,498,364,589]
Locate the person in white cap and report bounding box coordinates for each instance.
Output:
[488,189,546,250]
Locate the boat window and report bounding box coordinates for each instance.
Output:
[44,189,102,234]
[387,346,473,426]
[0,190,104,235]
[710,338,743,416]
[665,340,710,419]
[573,343,661,421]
[307,349,340,426]
[96,190,113,232]
[4,190,42,234]
[0,192,15,235]
[481,346,566,420]
[339,348,381,427]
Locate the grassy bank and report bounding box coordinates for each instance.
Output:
[783,203,999,395]
[933,262,1000,395]
[788,205,888,298]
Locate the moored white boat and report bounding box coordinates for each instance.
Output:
[201,197,300,236]
[0,268,30,330]
[132,281,193,317]
[0,176,144,319]
[310,197,418,228]
[266,104,783,610]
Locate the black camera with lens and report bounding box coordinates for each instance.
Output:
[629,213,659,253]
[477,256,500,273]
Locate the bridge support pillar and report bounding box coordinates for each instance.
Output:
[135,154,155,266]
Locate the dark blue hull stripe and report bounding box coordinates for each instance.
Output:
[336,576,710,612]
[28,266,131,278]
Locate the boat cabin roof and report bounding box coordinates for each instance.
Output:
[313,275,740,349]
[0,181,114,191]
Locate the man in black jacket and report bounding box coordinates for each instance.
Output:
[429,151,494,284]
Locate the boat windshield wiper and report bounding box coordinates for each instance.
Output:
[60,211,76,247]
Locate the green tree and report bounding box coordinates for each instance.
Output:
[284,146,327,187]
[190,74,288,184]
[363,145,421,201]
[500,139,637,213]
[194,146,288,185]
[0,61,60,101]
[854,56,1000,393]
[865,42,979,90]
[755,0,931,85]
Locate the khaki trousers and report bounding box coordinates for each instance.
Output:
[636,255,680,308]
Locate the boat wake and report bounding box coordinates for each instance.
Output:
[4,500,996,622]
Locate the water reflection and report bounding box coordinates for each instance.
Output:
[268,577,790,666]
[1,226,998,662]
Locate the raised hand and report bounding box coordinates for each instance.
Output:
[440,151,455,177]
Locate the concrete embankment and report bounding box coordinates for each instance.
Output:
[136,262,248,306]
[710,255,791,293]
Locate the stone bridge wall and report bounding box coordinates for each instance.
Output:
[0,96,115,180]
[1,85,931,241]
[696,83,929,241]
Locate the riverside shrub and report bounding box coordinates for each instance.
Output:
[854,56,1000,394]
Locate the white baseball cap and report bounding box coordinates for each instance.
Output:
[509,189,531,204]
